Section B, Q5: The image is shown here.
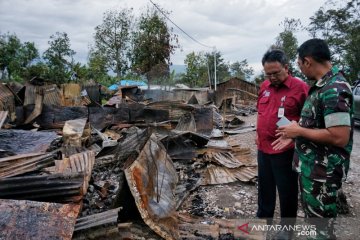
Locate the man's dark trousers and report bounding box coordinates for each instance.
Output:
[256,149,298,218]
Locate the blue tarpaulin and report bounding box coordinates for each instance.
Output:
[108,80,147,91]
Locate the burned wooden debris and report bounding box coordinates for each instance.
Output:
[0,78,260,239]
[0,129,58,154]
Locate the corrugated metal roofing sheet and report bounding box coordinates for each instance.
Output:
[0,84,15,118]
[24,84,61,106]
[0,111,8,129]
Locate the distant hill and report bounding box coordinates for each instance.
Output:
[170,64,186,74]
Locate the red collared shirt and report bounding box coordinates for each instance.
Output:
[257,75,309,154]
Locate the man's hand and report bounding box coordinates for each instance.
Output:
[271,136,293,150]
[276,121,300,139]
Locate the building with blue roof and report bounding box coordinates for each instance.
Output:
[108,80,147,91]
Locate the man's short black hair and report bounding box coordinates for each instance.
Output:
[262,49,288,66]
[297,38,331,63]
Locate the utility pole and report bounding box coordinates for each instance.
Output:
[207,62,211,90]
[214,46,217,91]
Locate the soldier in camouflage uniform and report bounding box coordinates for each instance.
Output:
[274,39,353,239]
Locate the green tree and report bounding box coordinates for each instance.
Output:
[93,9,134,79]
[21,62,49,80]
[14,42,40,80]
[274,18,302,77]
[308,0,360,82]
[0,33,21,80]
[183,51,206,87]
[132,5,179,89]
[0,33,39,81]
[43,32,76,84]
[87,49,109,82]
[205,50,230,85]
[230,59,254,80]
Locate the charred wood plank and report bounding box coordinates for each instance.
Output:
[89,106,129,130]
[146,101,194,120]
[0,129,58,154]
[128,102,169,122]
[193,106,213,135]
[114,128,151,167]
[19,105,89,129]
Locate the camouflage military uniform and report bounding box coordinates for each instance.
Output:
[293,66,353,218]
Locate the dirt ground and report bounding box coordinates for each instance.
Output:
[179,114,360,239]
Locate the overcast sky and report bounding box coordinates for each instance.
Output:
[0,0,326,74]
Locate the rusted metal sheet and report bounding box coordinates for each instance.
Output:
[225,115,245,128]
[4,82,23,105]
[204,165,257,185]
[61,83,82,106]
[143,89,175,102]
[228,166,257,182]
[204,164,237,184]
[114,128,150,166]
[0,84,15,120]
[226,130,258,166]
[147,101,194,120]
[193,106,214,134]
[117,85,144,102]
[175,112,196,132]
[0,199,80,240]
[203,151,244,168]
[24,83,61,106]
[74,207,121,232]
[161,131,209,160]
[124,134,179,240]
[62,118,87,147]
[206,139,231,150]
[173,88,210,105]
[0,152,54,178]
[0,129,58,154]
[24,88,43,124]
[224,125,256,135]
[178,213,266,240]
[214,78,259,106]
[0,172,84,203]
[55,151,95,194]
[187,94,199,104]
[0,111,8,129]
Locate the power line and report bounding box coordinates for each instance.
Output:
[148,0,214,49]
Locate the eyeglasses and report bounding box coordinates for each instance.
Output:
[264,69,283,79]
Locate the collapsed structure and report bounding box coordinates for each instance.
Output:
[0,77,265,239]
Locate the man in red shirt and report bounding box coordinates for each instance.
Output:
[256,49,308,220]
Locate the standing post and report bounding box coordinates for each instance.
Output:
[214,47,217,91]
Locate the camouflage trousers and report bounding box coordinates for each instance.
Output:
[299,175,341,217]
[299,175,341,239]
